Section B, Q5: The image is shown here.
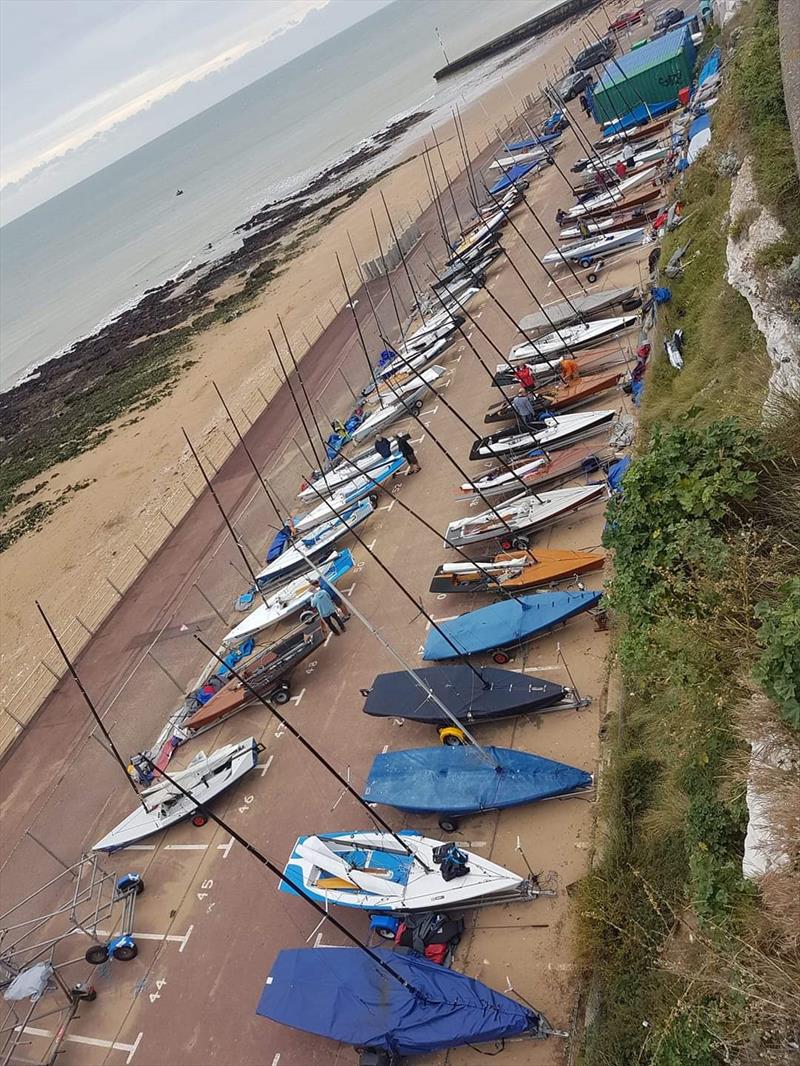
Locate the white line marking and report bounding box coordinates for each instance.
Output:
[409,435,425,445]
[122,844,156,851]
[179,924,194,952]
[259,756,274,777]
[14,1027,144,1061]
[426,404,439,416]
[365,539,377,551]
[378,500,395,512]
[426,614,459,629]
[381,744,389,753]
[454,353,463,363]
[271,1055,281,1066]
[89,927,193,949]
[340,582,356,595]
[313,931,325,948]
[290,688,305,706]
[522,665,560,672]
[164,844,209,852]
[217,836,235,858]
[127,1030,144,1064]
[274,721,287,738]
[323,630,333,648]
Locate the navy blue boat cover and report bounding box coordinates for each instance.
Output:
[489,160,542,195]
[364,746,592,815]
[423,590,602,660]
[256,947,539,1055]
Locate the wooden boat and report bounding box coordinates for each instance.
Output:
[183,622,324,733]
[571,186,663,222]
[492,344,630,388]
[568,167,660,217]
[559,209,659,240]
[444,483,605,547]
[484,369,623,423]
[429,547,605,594]
[459,440,607,501]
[595,116,672,149]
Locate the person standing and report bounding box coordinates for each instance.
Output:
[319,574,351,622]
[309,577,346,636]
[396,434,421,474]
[511,393,540,428]
[514,364,537,393]
[560,356,580,381]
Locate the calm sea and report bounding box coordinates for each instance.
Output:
[0,0,552,391]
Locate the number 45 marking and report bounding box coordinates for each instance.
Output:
[197,878,213,901]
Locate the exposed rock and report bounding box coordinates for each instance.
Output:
[726,157,800,400]
[716,149,741,178]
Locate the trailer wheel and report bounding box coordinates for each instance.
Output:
[71,985,97,1002]
[546,156,556,166]
[492,650,511,665]
[438,815,460,833]
[511,535,529,550]
[85,944,110,965]
[413,400,424,413]
[300,609,315,624]
[499,538,513,551]
[369,493,379,507]
[579,256,593,269]
[438,726,466,747]
[273,688,290,705]
[191,811,208,828]
[133,879,145,896]
[112,943,138,962]
[587,270,599,283]
[360,688,371,698]
[374,925,396,941]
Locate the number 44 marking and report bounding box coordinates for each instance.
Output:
[149,977,167,1003]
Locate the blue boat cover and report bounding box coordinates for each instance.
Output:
[601,98,677,136]
[365,746,592,815]
[266,525,293,562]
[688,112,711,139]
[505,131,561,151]
[256,947,540,1055]
[697,47,720,86]
[489,160,541,195]
[607,456,632,494]
[422,590,602,660]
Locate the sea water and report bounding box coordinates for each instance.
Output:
[0,0,553,391]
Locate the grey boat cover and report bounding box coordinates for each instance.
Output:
[518,287,637,334]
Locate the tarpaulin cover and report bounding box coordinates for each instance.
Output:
[607,456,632,493]
[601,98,677,136]
[266,526,293,562]
[362,665,568,724]
[505,132,561,151]
[698,47,721,85]
[489,160,541,195]
[688,112,711,139]
[256,947,539,1055]
[364,746,592,815]
[422,590,602,660]
[216,638,255,679]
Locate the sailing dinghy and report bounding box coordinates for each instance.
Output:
[568,167,660,217]
[422,589,602,661]
[362,664,575,726]
[298,446,403,501]
[280,830,541,911]
[444,484,605,548]
[350,384,429,443]
[430,547,605,593]
[256,948,553,1057]
[469,410,615,460]
[507,316,637,363]
[542,228,645,266]
[224,550,353,645]
[365,746,593,827]
[292,457,403,532]
[484,369,623,423]
[459,440,606,500]
[256,497,373,585]
[93,737,262,851]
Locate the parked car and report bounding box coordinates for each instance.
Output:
[608,8,644,30]
[654,7,685,30]
[572,37,616,71]
[556,70,593,101]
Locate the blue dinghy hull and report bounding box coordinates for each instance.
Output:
[364,745,593,817]
[423,590,602,660]
[256,947,545,1056]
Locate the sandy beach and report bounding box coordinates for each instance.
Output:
[0,13,597,708]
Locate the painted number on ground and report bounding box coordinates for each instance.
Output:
[197,879,214,902]
[149,977,167,1004]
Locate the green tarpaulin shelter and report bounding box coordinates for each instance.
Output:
[591,26,696,123]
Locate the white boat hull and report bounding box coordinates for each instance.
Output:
[568,166,659,217]
[93,738,260,851]
[445,484,604,546]
[543,228,645,265]
[508,316,637,362]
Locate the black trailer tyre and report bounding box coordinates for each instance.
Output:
[300,609,315,624]
[273,688,290,705]
[85,944,109,965]
[492,650,511,664]
[588,270,599,283]
[511,535,529,550]
[413,400,423,413]
[369,493,379,506]
[134,879,145,895]
[374,925,396,941]
[112,943,138,962]
[438,815,459,833]
[191,811,208,827]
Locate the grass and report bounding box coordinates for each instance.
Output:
[575,9,800,1061]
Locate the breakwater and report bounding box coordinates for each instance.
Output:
[433,0,601,80]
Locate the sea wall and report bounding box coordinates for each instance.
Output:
[433,0,601,80]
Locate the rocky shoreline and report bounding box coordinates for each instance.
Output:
[0,109,431,527]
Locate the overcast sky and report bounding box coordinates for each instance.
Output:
[0,0,388,223]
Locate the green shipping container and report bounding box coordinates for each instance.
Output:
[591,26,696,123]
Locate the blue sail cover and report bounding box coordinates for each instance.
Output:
[423,590,602,660]
[489,160,542,195]
[601,98,677,136]
[505,131,561,151]
[365,746,592,815]
[256,947,540,1056]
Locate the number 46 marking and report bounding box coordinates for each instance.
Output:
[238,794,254,814]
